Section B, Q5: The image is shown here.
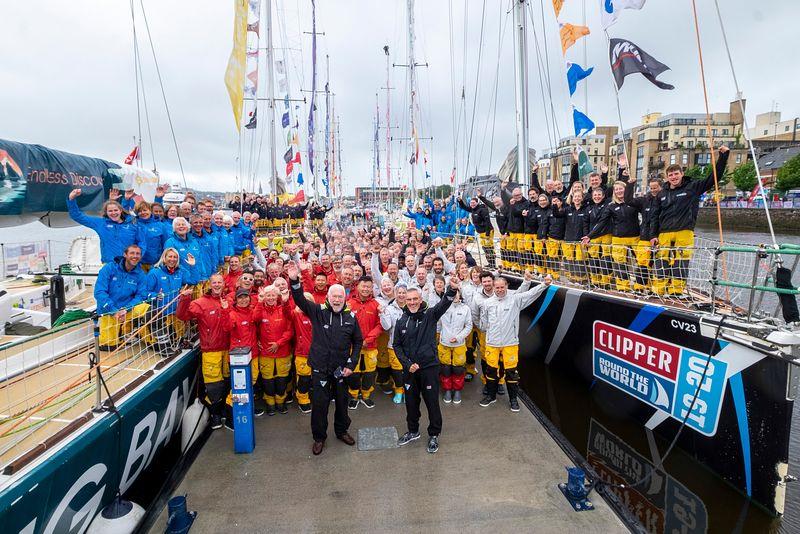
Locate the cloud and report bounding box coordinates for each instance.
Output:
[1,0,795,196]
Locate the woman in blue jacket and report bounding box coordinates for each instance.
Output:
[134,201,167,271]
[67,188,146,264]
[163,217,201,286]
[147,247,192,353]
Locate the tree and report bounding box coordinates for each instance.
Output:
[731,161,757,192]
[776,153,800,192]
[683,164,730,187]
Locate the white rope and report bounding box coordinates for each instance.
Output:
[712,0,778,249]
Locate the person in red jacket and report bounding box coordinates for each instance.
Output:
[291,292,314,414]
[346,276,385,409]
[221,287,264,423]
[176,273,230,430]
[225,272,258,306]
[301,266,329,304]
[224,256,244,294]
[255,285,294,415]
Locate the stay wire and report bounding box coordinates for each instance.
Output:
[139,0,187,188]
[461,0,488,192]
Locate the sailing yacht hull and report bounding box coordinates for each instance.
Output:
[0,348,199,534]
[517,284,793,516]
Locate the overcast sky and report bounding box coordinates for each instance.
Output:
[2,1,796,195]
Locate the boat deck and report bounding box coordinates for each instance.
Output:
[150,378,626,533]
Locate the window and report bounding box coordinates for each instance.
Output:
[636,146,645,176]
[688,128,695,136]
[674,128,680,135]
[736,154,742,164]
[699,128,706,136]
[637,132,645,143]
[664,130,669,140]
[722,128,729,136]
[688,140,695,148]
[764,129,769,135]
[695,153,711,165]
[712,129,718,137]
[670,154,676,164]
[786,125,791,132]
[682,154,688,165]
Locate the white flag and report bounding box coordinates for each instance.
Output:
[600,0,646,29]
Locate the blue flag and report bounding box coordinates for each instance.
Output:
[284,94,289,109]
[566,62,594,96]
[573,107,595,137]
[297,172,304,185]
[282,112,290,128]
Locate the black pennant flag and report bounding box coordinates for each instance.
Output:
[609,38,675,90]
[283,147,293,164]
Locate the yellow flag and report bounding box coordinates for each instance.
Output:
[560,23,590,55]
[552,0,564,17]
[224,0,248,131]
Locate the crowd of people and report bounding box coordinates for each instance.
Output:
[65,143,726,455]
[460,145,730,296]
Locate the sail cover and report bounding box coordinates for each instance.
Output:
[0,138,122,228]
[496,146,538,185]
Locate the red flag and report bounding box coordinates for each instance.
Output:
[289,189,305,205]
[286,161,293,176]
[123,146,139,165]
[747,182,762,206]
[449,167,456,185]
[291,151,302,164]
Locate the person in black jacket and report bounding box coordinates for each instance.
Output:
[479,195,508,270]
[501,185,529,272]
[393,275,459,453]
[288,260,363,456]
[586,187,612,286]
[560,189,590,282]
[458,192,494,267]
[650,145,729,295]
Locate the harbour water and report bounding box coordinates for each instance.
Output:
[4,221,799,532]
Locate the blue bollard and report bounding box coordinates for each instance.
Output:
[558,466,594,512]
[166,494,197,534]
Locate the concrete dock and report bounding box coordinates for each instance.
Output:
[151,379,627,533]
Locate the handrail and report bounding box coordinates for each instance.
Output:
[715,280,800,296]
[717,245,800,255]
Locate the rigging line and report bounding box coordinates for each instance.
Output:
[535,0,562,143]
[129,0,143,165]
[478,0,510,176]
[602,30,631,181]
[448,0,457,173]
[690,0,731,304]
[712,0,778,249]
[136,44,157,171]
[528,2,555,153]
[138,0,186,188]
[462,0,488,193]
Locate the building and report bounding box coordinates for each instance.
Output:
[747,111,800,143]
[612,99,750,194]
[756,145,800,189]
[354,186,407,206]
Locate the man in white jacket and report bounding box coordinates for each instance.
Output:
[378,283,408,404]
[437,291,473,404]
[479,270,551,412]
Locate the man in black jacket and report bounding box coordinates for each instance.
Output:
[288,261,363,455]
[457,191,494,267]
[393,275,459,453]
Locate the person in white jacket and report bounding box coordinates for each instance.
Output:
[379,283,408,404]
[437,292,473,404]
[375,276,396,393]
[479,270,551,412]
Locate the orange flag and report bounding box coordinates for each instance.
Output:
[552,0,564,17]
[560,23,590,55]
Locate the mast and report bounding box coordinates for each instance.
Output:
[384,45,391,209]
[512,0,530,186]
[407,0,417,198]
[325,54,331,198]
[309,0,320,200]
[265,0,278,196]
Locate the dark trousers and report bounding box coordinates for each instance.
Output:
[310,370,351,442]
[404,365,442,437]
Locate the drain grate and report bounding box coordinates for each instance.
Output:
[357,426,399,451]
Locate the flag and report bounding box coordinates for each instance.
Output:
[573,107,595,137]
[276,59,285,75]
[224,0,249,131]
[552,0,565,17]
[566,62,594,96]
[297,172,304,185]
[576,145,594,177]
[289,189,305,205]
[245,109,257,129]
[609,38,674,90]
[600,0,647,29]
[747,182,763,205]
[286,161,293,176]
[247,21,259,36]
[283,147,292,164]
[123,146,140,165]
[291,151,301,164]
[282,111,290,128]
[449,167,456,185]
[559,23,590,55]
[283,94,289,109]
